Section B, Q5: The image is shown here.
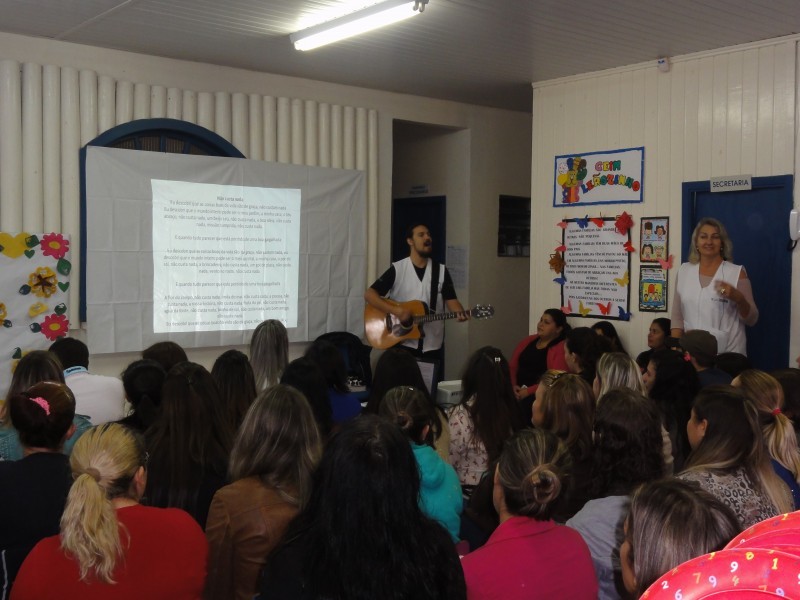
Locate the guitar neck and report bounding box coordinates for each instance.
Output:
[414,309,471,324]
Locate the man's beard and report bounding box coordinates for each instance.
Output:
[418,244,432,257]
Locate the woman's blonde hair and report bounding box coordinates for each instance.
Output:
[537,373,594,463]
[60,423,147,583]
[688,217,734,264]
[735,369,800,482]
[596,352,646,399]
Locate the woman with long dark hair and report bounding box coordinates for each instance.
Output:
[211,349,258,431]
[643,348,700,470]
[205,385,322,600]
[145,362,233,527]
[304,340,361,424]
[678,386,792,528]
[119,359,166,433]
[448,346,525,491]
[564,327,608,386]
[635,317,671,371]
[260,415,465,600]
[567,388,665,600]
[250,319,289,390]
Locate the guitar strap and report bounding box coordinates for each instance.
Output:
[422,260,440,353]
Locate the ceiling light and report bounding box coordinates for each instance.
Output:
[290,0,429,52]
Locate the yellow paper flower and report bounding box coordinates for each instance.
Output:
[28,267,58,298]
[28,302,48,317]
[0,303,6,321]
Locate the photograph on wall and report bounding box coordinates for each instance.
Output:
[640,216,669,264]
[552,147,644,207]
[639,267,668,312]
[558,216,631,321]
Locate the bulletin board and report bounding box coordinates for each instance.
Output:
[557,216,632,320]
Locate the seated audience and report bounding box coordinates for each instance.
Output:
[620,479,740,598]
[366,347,449,461]
[280,357,334,439]
[250,319,289,390]
[461,429,597,599]
[11,423,207,599]
[211,349,258,431]
[509,309,570,412]
[596,351,673,474]
[677,386,793,528]
[567,388,665,600]
[771,368,800,439]
[305,339,362,424]
[379,386,462,542]
[564,327,609,386]
[118,359,166,433]
[714,351,752,379]
[679,329,733,387]
[643,348,699,470]
[50,337,125,424]
[1,351,91,460]
[259,415,466,600]
[448,346,525,492]
[592,321,627,355]
[0,382,75,595]
[142,340,188,373]
[635,317,671,372]
[145,362,233,527]
[733,369,800,508]
[205,385,322,600]
[531,372,595,521]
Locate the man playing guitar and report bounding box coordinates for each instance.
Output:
[364,223,468,361]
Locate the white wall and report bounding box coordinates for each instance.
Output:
[530,38,798,365]
[0,32,531,377]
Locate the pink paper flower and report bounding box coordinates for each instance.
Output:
[41,313,69,341]
[40,233,69,260]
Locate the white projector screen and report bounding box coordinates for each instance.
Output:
[85,146,366,354]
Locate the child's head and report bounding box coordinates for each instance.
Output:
[621,478,740,597]
[379,386,436,445]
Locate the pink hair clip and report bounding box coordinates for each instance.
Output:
[683,352,691,362]
[29,396,51,416]
[772,408,782,416]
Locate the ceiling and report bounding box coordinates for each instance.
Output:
[0,0,799,112]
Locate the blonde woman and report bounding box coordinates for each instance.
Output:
[250,319,289,390]
[11,423,207,599]
[734,369,800,509]
[205,385,322,600]
[593,352,646,399]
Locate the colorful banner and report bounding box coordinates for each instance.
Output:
[553,147,644,207]
[0,232,72,400]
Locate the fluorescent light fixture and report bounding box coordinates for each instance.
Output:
[290,0,425,52]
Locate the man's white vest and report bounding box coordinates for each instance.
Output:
[390,257,446,353]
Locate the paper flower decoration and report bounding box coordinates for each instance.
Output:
[40,233,70,260]
[41,313,69,341]
[0,303,6,321]
[28,267,58,298]
[549,252,565,274]
[615,211,634,236]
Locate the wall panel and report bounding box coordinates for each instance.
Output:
[532,39,797,361]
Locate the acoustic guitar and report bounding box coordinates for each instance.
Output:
[364,299,494,349]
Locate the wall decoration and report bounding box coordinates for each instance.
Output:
[553,147,644,207]
[639,267,668,312]
[557,217,631,320]
[0,232,71,400]
[640,216,669,263]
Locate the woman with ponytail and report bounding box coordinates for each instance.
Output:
[11,423,206,599]
[0,381,76,596]
[379,386,462,542]
[461,429,597,599]
[448,347,525,493]
[733,369,800,508]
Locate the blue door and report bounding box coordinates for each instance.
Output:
[681,175,793,370]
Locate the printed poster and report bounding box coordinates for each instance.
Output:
[553,147,644,207]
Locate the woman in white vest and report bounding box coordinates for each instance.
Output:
[671,218,758,355]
